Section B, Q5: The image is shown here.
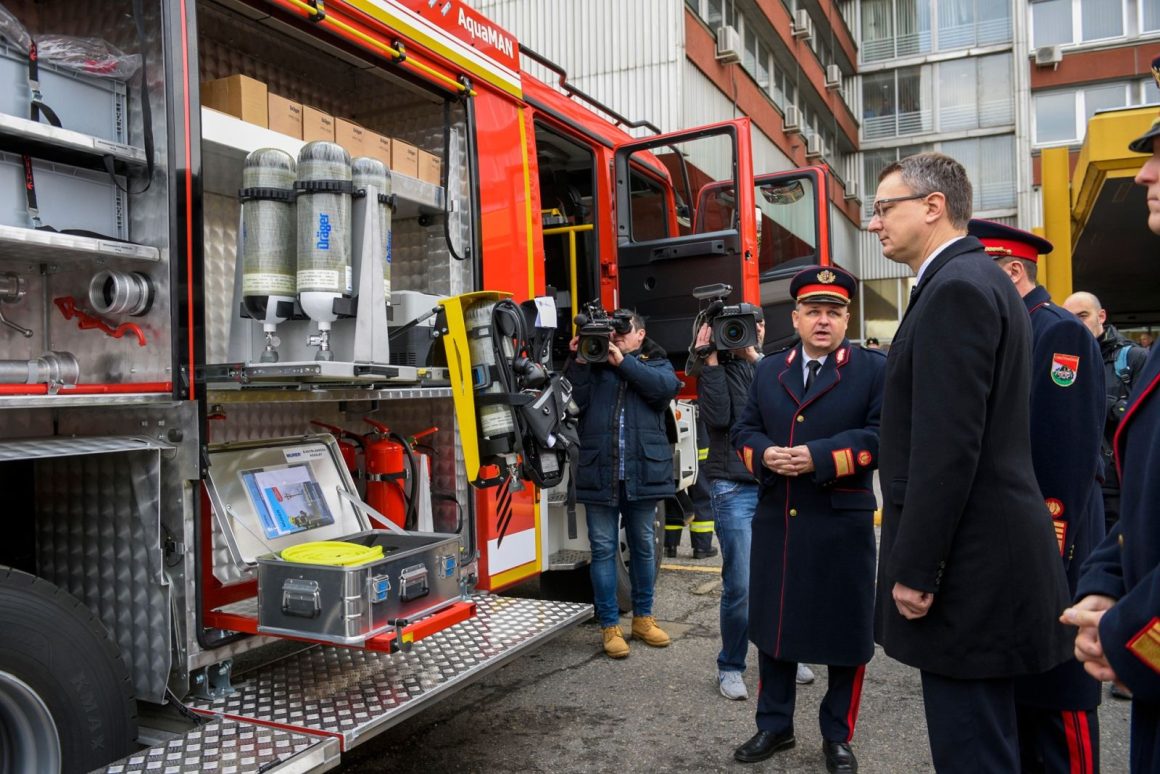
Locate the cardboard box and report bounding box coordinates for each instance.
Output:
[267,93,303,139]
[302,105,335,142]
[391,139,419,178]
[364,131,392,167]
[417,150,442,185]
[202,74,268,126]
[334,118,367,157]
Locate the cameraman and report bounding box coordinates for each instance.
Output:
[565,309,681,659]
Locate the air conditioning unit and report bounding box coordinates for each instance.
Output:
[825,64,842,89]
[844,179,860,201]
[1034,45,1063,67]
[715,25,742,63]
[805,135,824,158]
[792,8,813,39]
[784,104,802,133]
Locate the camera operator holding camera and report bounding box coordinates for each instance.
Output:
[564,307,681,659]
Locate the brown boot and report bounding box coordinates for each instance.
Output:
[631,615,671,647]
[602,625,630,658]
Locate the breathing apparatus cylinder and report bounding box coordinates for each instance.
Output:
[239,148,297,362]
[351,157,392,304]
[464,298,517,462]
[295,142,352,354]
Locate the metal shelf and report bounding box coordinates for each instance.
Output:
[200,108,445,219]
[0,112,148,173]
[0,223,160,265]
[0,392,173,410]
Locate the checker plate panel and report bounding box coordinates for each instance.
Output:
[99,718,339,773]
[191,595,590,750]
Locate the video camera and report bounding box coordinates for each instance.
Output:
[685,283,762,376]
[573,300,633,364]
[695,284,761,351]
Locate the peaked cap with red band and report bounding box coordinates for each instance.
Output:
[968,219,1054,263]
[789,265,857,305]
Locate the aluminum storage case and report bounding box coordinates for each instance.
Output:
[205,435,464,646]
[257,530,461,644]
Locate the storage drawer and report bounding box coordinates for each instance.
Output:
[0,150,125,237]
[0,43,127,145]
[257,530,462,645]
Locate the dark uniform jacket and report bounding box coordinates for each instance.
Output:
[731,340,884,666]
[698,355,758,482]
[1098,324,1149,492]
[1076,345,1160,703]
[565,338,681,505]
[1014,285,1106,710]
[874,237,1073,680]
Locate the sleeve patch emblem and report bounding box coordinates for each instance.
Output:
[1127,618,1160,676]
[1050,353,1080,387]
[832,448,855,477]
[742,446,754,474]
[857,450,872,466]
[1046,498,1064,518]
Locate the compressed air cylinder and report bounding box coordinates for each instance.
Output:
[464,299,516,444]
[239,148,297,326]
[296,141,352,326]
[351,156,392,303]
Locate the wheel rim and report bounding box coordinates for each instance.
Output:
[0,671,61,774]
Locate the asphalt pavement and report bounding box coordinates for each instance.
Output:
[337,538,1131,773]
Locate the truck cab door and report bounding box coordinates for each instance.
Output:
[751,167,833,349]
[612,120,757,370]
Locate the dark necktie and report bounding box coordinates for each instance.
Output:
[805,360,820,394]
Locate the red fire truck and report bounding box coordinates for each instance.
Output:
[0,0,833,771]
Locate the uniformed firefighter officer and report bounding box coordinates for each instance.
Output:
[730,266,884,772]
[663,416,717,559]
[1065,58,1160,773]
[969,220,1106,772]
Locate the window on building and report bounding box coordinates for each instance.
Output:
[942,134,1016,210]
[862,65,935,139]
[862,0,1009,62]
[939,0,1013,48]
[1033,82,1135,144]
[1144,0,1160,32]
[1031,0,1128,47]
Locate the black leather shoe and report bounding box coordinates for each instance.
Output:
[663,546,678,558]
[693,546,718,559]
[823,740,858,773]
[734,730,795,763]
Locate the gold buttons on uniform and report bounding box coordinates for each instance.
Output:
[789,509,798,517]
[796,415,804,422]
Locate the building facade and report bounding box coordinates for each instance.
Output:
[472,0,1160,341]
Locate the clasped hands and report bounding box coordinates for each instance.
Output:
[762,445,814,477]
[1061,594,1125,690]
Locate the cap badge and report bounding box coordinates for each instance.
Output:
[817,269,837,284]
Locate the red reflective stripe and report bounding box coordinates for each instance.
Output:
[1062,710,1081,774]
[845,664,866,742]
[1077,711,1093,774]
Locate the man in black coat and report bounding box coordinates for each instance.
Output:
[1064,100,1160,773]
[868,152,1072,772]
[970,219,1106,772]
[730,266,884,773]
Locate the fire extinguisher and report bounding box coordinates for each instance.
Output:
[310,421,365,496]
[364,419,418,529]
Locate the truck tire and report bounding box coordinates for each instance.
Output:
[0,567,137,774]
[615,501,664,613]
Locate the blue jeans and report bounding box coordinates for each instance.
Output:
[585,483,659,627]
[711,477,757,673]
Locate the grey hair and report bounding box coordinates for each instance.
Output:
[879,152,973,229]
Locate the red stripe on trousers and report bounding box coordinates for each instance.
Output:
[1062,710,1092,774]
[845,664,866,742]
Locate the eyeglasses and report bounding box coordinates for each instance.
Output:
[870,193,928,219]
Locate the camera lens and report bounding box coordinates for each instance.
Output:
[722,320,746,347]
[580,335,608,361]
